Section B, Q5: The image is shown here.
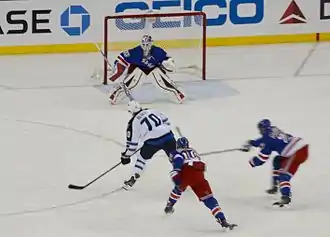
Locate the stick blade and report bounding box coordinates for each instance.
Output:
[68,184,85,190]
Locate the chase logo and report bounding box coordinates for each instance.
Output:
[61,5,90,36]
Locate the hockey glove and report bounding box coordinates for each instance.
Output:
[241,140,252,152]
[161,58,176,72]
[121,151,131,165]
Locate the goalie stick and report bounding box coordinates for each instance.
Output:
[95,43,136,102]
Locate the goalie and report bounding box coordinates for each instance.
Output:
[107,35,185,104]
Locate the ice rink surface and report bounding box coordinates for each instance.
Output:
[0,42,330,237]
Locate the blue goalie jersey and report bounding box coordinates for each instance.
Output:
[249,126,306,167]
[116,45,169,71]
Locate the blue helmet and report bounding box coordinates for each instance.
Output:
[176,137,189,149]
[257,119,271,135]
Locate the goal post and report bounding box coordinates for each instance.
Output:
[103,11,207,85]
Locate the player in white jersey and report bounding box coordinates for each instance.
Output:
[108,35,185,104]
[120,100,177,189]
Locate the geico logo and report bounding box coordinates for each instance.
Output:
[0,9,52,35]
[115,0,264,30]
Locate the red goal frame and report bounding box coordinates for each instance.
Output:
[103,11,207,84]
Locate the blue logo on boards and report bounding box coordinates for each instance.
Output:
[61,5,90,36]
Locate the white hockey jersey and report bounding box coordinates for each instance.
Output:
[125,109,171,155]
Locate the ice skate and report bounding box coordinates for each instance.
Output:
[123,173,140,190]
[164,202,175,214]
[273,195,291,207]
[217,218,238,230]
[266,185,278,194]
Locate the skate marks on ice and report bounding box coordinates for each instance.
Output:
[0,187,127,217]
[94,78,239,104]
[10,118,124,148]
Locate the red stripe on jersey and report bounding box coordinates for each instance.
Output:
[282,138,301,157]
[118,55,129,66]
[258,153,269,161]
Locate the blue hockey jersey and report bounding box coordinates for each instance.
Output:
[169,148,205,183]
[116,45,169,71]
[249,126,306,167]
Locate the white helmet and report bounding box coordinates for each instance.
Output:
[128,100,142,114]
[141,34,153,56]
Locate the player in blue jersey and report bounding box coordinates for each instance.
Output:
[164,137,237,230]
[241,119,309,207]
[107,34,185,104]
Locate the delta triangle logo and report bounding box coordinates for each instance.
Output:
[280,0,307,24]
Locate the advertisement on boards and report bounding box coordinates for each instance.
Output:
[0,9,51,35]
[115,0,264,30]
[279,0,307,24]
[0,4,90,37]
[320,0,330,20]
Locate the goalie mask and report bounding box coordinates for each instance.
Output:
[141,35,153,56]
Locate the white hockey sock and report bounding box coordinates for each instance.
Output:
[132,154,147,177]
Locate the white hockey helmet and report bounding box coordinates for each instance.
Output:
[141,34,153,56]
[128,100,142,114]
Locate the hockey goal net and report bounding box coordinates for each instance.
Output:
[103,11,206,84]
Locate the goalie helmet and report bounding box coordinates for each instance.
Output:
[128,100,142,114]
[257,118,271,135]
[141,34,153,56]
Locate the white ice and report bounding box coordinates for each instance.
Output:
[0,42,330,237]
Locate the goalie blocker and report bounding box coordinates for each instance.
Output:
[108,35,185,104]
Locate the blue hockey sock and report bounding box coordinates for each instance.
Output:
[272,156,282,186]
[279,173,292,196]
[168,186,182,205]
[202,196,225,220]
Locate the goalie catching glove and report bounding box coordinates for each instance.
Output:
[161,58,176,72]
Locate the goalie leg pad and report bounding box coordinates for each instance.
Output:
[109,67,146,104]
[151,67,185,103]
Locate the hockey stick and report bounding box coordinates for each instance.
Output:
[174,126,241,156]
[200,148,242,156]
[68,161,122,190]
[95,43,136,102]
[95,43,114,72]
[175,126,183,137]
[68,148,141,190]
